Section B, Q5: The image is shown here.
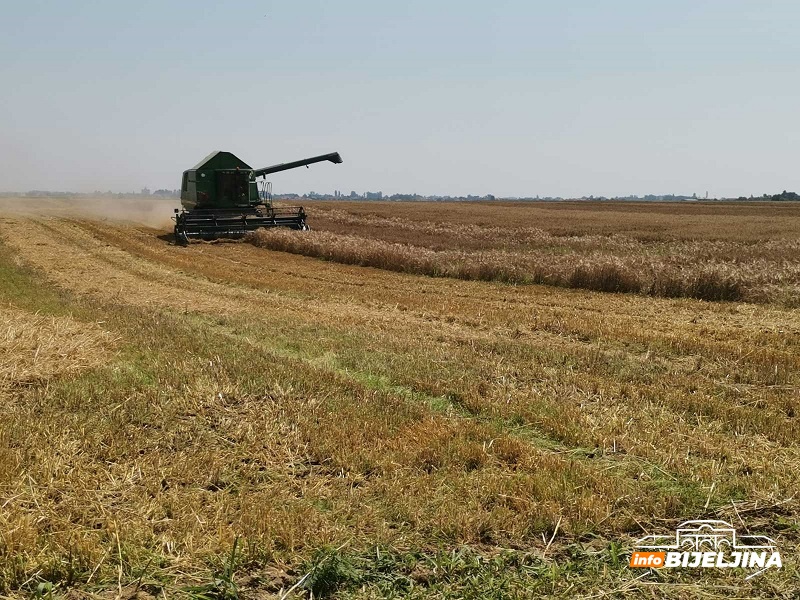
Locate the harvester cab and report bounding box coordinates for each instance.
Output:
[174,150,342,244]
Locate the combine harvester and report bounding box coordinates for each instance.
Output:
[174,150,342,244]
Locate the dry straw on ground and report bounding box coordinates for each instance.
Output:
[0,306,115,394]
[1,212,799,598]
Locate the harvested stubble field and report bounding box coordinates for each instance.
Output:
[0,198,799,598]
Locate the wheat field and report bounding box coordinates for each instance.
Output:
[0,199,798,598]
[253,201,800,304]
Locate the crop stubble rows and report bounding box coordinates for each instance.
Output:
[0,212,798,597]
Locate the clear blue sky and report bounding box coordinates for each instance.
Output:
[1,0,798,197]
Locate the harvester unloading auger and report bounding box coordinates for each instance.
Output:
[174,150,342,244]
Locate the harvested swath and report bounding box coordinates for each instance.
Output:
[247,228,747,301]
[0,306,116,392]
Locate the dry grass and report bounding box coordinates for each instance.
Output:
[0,214,798,598]
[0,306,115,393]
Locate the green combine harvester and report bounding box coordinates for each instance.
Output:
[174,150,342,244]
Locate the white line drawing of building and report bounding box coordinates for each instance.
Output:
[636,520,777,552]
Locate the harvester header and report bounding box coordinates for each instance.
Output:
[173,150,342,244]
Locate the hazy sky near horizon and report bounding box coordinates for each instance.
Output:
[1,0,799,198]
